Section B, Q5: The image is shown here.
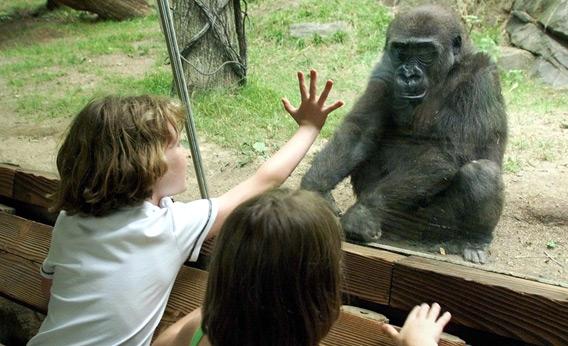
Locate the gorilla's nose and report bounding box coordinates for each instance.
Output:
[400,65,423,86]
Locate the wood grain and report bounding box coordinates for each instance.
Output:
[0,163,17,199]
[342,242,405,305]
[0,164,58,209]
[13,169,58,209]
[390,256,568,346]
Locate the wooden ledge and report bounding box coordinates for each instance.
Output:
[390,256,568,345]
[0,164,58,209]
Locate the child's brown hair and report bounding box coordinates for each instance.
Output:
[202,188,344,346]
[52,95,185,216]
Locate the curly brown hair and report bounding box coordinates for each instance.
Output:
[202,189,344,346]
[51,95,185,216]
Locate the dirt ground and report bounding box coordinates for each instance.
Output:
[0,13,566,288]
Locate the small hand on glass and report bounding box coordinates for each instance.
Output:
[281,69,344,130]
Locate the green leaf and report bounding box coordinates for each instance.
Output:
[546,240,557,249]
[252,142,267,153]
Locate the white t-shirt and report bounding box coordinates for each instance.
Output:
[28,197,218,346]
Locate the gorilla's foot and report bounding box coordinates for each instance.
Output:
[463,243,489,264]
[341,203,382,243]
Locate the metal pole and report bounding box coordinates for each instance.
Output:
[156,0,209,198]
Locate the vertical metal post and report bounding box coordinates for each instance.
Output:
[156,0,209,198]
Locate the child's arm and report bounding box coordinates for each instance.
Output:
[153,308,202,346]
[207,69,343,238]
[381,303,452,346]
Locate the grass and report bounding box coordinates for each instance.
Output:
[1,0,567,168]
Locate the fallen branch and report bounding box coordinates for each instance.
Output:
[544,251,564,269]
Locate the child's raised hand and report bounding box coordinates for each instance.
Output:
[281,69,344,130]
[381,303,451,346]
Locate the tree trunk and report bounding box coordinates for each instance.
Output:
[171,0,248,91]
[55,0,151,20]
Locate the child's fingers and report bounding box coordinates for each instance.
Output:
[297,72,308,101]
[380,323,400,339]
[417,303,430,318]
[318,80,333,106]
[309,69,317,100]
[436,311,452,328]
[427,302,441,320]
[406,305,421,321]
[322,100,344,114]
[281,98,297,114]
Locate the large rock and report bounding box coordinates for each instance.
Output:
[507,16,568,69]
[512,0,568,40]
[497,46,536,72]
[507,3,568,89]
[532,57,568,88]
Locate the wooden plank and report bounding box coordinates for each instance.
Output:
[13,169,58,209]
[0,252,49,313]
[322,310,464,346]
[390,256,568,346]
[154,266,209,337]
[0,213,51,262]
[342,242,405,305]
[0,213,52,312]
[199,240,404,305]
[0,164,58,209]
[0,163,17,199]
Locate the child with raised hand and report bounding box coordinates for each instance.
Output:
[382,303,452,346]
[28,69,343,346]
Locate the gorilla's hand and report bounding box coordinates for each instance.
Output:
[341,203,382,243]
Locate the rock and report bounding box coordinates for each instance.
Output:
[508,17,568,69]
[497,46,536,72]
[289,22,349,39]
[513,0,568,41]
[500,0,515,12]
[507,13,568,88]
[532,57,568,89]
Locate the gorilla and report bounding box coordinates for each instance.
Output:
[301,5,508,264]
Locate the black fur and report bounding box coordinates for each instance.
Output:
[300,5,508,264]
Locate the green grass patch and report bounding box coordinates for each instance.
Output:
[2,0,567,162]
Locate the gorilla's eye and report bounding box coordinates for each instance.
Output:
[418,51,436,65]
[452,35,462,48]
[452,36,462,54]
[392,49,408,62]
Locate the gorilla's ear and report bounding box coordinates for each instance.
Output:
[452,35,462,56]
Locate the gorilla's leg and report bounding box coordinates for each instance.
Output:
[342,148,457,243]
[416,159,504,264]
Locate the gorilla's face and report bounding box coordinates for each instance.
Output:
[389,40,439,101]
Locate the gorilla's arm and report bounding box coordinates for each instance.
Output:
[301,79,389,193]
[441,54,508,165]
